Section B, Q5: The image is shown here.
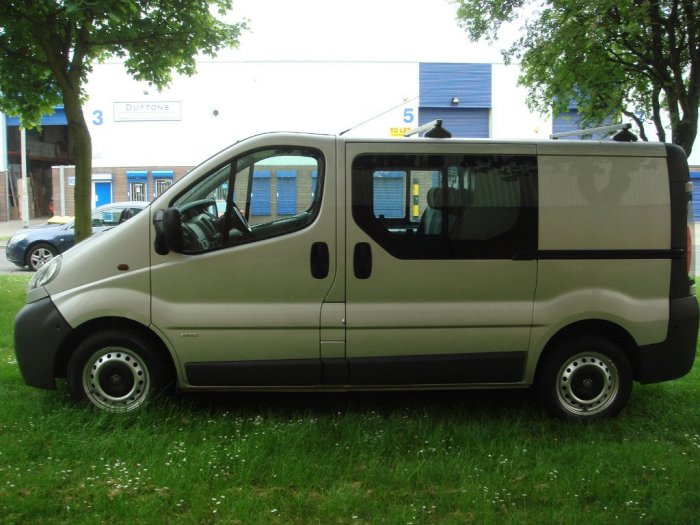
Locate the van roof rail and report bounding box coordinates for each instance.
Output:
[404,119,452,138]
[550,122,638,142]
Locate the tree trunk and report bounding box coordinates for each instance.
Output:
[62,89,93,242]
[673,116,698,157]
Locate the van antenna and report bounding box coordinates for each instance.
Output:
[338,90,432,136]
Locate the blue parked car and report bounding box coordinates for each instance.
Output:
[6,201,148,271]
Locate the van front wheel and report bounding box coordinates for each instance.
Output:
[67,331,167,412]
[537,337,632,420]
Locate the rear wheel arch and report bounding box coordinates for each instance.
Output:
[535,320,639,381]
[534,321,637,420]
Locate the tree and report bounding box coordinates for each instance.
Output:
[453,0,700,155]
[0,0,245,241]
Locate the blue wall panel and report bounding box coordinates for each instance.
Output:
[419,63,492,108]
[6,107,67,126]
[552,109,580,137]
[418,63,491,138]
[691,170,700,222]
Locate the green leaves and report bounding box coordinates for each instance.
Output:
[0,0,245,126]
[454,0,700,154]
[0,0,245,242]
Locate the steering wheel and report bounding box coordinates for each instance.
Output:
[179,198,217,219]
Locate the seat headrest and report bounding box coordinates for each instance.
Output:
[427,187,468,209]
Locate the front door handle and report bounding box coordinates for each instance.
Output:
[310,242,329,279]
[353,242,372,279]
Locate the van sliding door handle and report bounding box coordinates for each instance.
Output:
[353,242,372,279]
[310,242,329,279]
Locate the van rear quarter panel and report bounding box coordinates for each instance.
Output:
[528,147,672,380]
[538,154,670,250]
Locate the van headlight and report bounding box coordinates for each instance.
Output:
[29,255,62,290]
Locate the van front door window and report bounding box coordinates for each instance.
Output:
[171,148,324,254]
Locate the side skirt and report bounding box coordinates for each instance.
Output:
[184,351,526,387]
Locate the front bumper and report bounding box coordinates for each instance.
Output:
[5,242,25,267]
[636,296,699,384]
[14,296,72,389]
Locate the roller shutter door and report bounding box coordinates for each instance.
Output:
[251,170,271,216]
[419,108,489,138]
[373,171,405,218]
[276,170,297,215]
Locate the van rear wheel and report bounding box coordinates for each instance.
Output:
[67,330,168,412]
[537,336,632,420]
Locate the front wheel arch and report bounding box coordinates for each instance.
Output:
[56,318,176,385]
[66,327,175,412]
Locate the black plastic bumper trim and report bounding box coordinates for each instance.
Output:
[14,297,72,390]
[636,296,698,384]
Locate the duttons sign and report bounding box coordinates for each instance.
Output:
[113,101,182,122]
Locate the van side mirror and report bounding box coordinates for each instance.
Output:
[153,207,184,254]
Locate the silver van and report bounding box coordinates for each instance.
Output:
[14,127,699,419]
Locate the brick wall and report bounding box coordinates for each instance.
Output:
[51,165,192,215]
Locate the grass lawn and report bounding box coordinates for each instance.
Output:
[1,274,699,524]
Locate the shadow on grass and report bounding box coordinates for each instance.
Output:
[168,387,540,421]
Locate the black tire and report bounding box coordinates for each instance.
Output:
[536,336,633,420]
[26,242,58,271]
[67,330,170,412]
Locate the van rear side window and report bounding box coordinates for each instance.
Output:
[352,154,538,259]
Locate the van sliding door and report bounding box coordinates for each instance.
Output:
[345,142,538,386]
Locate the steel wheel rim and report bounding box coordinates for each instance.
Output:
[30,248,54,270]
[555,352,619,416]
[82,347,150,412]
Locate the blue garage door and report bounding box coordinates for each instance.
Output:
[251,170,271,216]
[373,171,406,218]
[276,170,297,215]
[419,108,490,138]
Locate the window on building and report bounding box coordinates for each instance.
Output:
[153,170,175,198]
[127,171,149,202]
[129,181,147,202]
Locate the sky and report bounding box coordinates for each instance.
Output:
[221,0,510,63]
